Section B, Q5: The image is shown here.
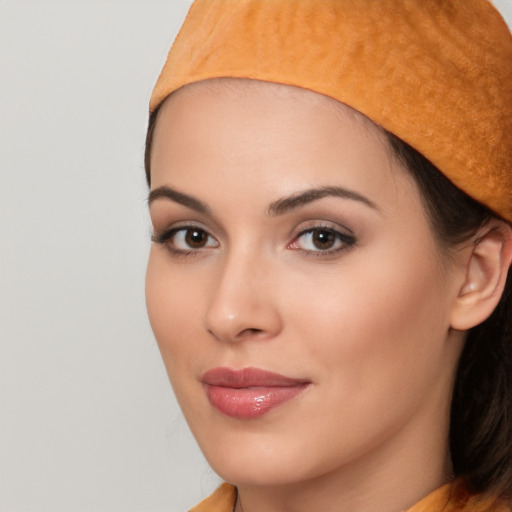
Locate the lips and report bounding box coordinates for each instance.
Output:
[202,367,310,419]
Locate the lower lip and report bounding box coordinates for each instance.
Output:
[204,384,309,419]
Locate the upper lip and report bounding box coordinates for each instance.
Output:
[202,367,309,388]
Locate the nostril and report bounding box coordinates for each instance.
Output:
[237,327,265,339]
[204,284,283,342]
[207,326,264,342]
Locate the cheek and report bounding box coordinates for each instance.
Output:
[285,244,452,404]
[145,249,205,376]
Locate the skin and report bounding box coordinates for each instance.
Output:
[146,79,473,512]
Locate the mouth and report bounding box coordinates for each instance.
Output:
[201,367,311,419]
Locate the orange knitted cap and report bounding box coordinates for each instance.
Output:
[150,0,512,223]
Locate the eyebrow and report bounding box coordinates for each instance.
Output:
[267,185,380,216]
[148,186,211,214]
[148,184,379,216]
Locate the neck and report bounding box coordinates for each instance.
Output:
[234,401,453,512]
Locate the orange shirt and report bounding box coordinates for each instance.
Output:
[189,480,511,512]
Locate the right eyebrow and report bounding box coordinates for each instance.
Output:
[148,186,211,214]
[267,185,380,216]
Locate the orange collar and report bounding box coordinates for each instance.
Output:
[189,480,511,512]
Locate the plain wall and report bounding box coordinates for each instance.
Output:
[0,2,219,511]
[1,1,511,511]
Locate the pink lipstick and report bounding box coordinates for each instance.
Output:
[202,367,310,419]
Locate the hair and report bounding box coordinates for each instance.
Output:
[387,133,512,501]
[144,102,512,501]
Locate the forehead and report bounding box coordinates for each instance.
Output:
[150,78,397,191]
[149,78,439,254]
[157,77,383,139]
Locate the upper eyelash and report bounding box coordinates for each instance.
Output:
[299,228,356,244]
[151,223,209,244]
[151,225,216,258]
[292,226,357,255]
[151,224,357,256]
[151,227,179,244]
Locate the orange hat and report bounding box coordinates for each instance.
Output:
[150,0,512,223]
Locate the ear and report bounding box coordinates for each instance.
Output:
[450,221,512,331]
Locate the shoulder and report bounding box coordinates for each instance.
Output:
[407,479,512,512]
[188,483,237,512]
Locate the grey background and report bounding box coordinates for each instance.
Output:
[1,1,511,511]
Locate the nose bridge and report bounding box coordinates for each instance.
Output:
[205,244,281,342]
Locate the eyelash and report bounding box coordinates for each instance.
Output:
[151,224,357,258]
[151,225,219,257]
[288,225,356,257]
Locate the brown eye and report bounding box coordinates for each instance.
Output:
[290,226,356,254]
[154,226,219,252]
[185,229,209,248]
[311,229,336,250]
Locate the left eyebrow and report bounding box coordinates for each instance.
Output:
[148,186,211,214]
[267,186,380,216]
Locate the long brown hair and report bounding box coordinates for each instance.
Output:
[387,133,512,500]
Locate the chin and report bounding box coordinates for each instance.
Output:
[192,426,337,488]
[211,457,306,488]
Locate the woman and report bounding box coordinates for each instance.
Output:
[144,1,512,511]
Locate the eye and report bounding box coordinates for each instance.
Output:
[152,226,219,252]
[173,228,217,250]
[289,226,356,254]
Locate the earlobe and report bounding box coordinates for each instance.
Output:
[450,222,512,331]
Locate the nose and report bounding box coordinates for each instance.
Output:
[204,251,283,343]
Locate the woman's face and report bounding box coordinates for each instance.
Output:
[146,80,465,488]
